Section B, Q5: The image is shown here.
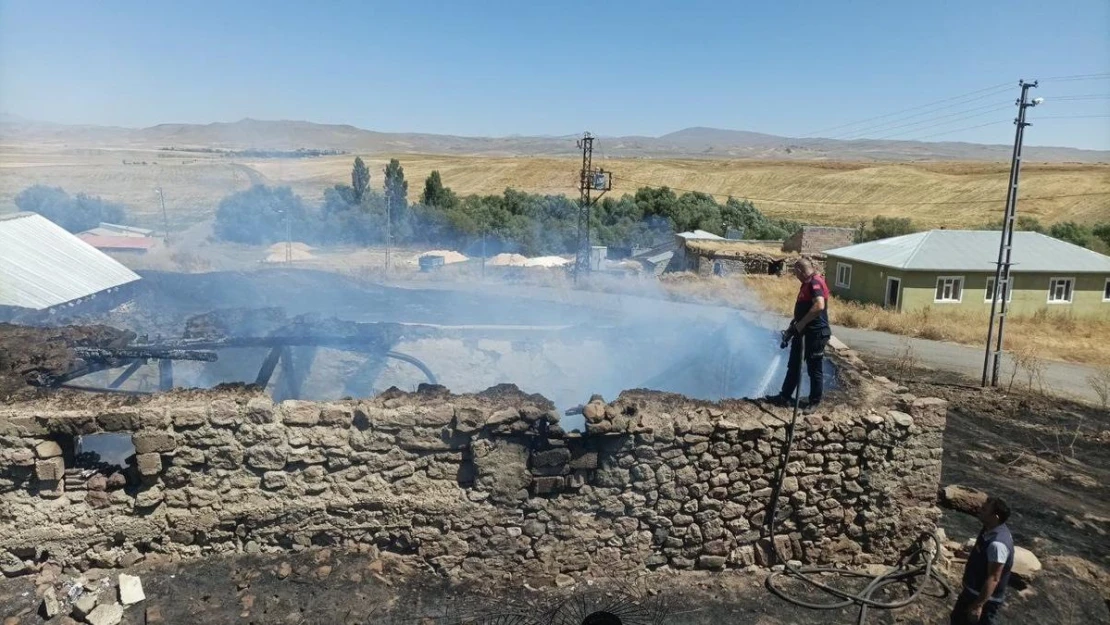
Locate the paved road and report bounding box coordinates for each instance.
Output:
[832,325,1103,405]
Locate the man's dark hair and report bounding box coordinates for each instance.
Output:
[989,497,1011,523]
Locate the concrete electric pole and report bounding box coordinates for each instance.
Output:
[982,80,1041,387]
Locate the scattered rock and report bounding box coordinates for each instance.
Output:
[72,590,100,619]
[276,562,292,579]
[939,484,987,515]
[145,605,164,623]
[315,565,332,580]
[118,573,145,605]
[554,573,575,588]
[40,586,61,618]
[1012,546,1042,578]
[85,602,124,625]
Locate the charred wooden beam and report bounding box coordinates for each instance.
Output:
[74,347,217,362]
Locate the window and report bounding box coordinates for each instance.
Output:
[835,262,852,288]
[934,276,964,303]
[984,277,1013,303]
[1047,277,1074,304]
[1104,278,1110,302]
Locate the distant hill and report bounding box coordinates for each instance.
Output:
[1,116,1107,162]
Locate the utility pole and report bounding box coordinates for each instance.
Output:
[573,132,612,282]
[982,80,1041,387]
[156,187,170,244]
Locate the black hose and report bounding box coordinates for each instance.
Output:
[761,332,952,625]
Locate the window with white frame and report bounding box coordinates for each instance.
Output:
[984,277,1013,303]
[835,262,852,288]
[1103,278,1110,302]
[1048,277,1074,304]
[934,276,964,303]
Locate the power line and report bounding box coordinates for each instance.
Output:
[609,174,1110,205]
[801,82,1012,137]
[1040,72,1110,82]
[1034,114,1110,120]
[835,101,1012,140]
[1047,94,1110,101]
[864,105,1014,141]
[892,119,1010,142]
[826,93,1013,140]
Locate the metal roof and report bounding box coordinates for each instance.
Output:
[824,230,1110,273]
[677,230,724,240]
[0,212,141,310]
[77,233,159,250]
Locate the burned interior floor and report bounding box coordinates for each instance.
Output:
[2,271,1106,624]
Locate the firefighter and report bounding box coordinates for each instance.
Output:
[764,258,831,413]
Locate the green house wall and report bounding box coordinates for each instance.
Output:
[825,255,1110,318]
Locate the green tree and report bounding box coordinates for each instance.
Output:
[351,157,370,204]
[984,215,1046,233]
[1048,221,1091,247]
[213,185,308,244]
[1091,222,1110,249]
[383,159,409,240]
[421,170,457,209]
[859,216,918,242]
[14,184,127,232]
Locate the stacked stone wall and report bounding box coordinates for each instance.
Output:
[0,380,946,579]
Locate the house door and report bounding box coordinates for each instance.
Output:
[885,277,901,310]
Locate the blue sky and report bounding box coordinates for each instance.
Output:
[1,0,1107,149]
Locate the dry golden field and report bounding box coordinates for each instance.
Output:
[1,143,1107,231]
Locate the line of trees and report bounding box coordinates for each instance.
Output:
[14,185,129,233]
[212,157,800,256]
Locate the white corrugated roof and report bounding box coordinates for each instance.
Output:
[824,230,1110,273]
[0,212,141,310]
[677,230,724,240]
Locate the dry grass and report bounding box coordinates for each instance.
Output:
[657,273,1110,367]
[1,143,1108,230]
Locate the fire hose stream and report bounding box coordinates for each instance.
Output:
[761,332,952,625]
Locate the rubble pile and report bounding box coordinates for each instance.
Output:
[0,366,946,582]
[33,572,145,625]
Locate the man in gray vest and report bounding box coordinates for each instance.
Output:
[950,497,1015,624]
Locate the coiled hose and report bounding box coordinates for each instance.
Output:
[761,333,952,625]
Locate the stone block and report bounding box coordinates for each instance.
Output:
[35,457,64,481]
[319,404,353,427]
[280,400,320,426]
[532,476,565,495]
[207,399,240,426]
[133,432,176,454]
[531,448,570,468]
[35,440,63,458]
[135,487,164,508]
[136,453,162,476]
[245,397,275,424]
[247,445,288,470]
[168,406,207,429]
[697,555,726,570]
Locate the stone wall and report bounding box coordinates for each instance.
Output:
[0,377,946,580]
[782,226,857,255]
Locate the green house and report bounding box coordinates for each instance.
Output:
[823,230,1110,318]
